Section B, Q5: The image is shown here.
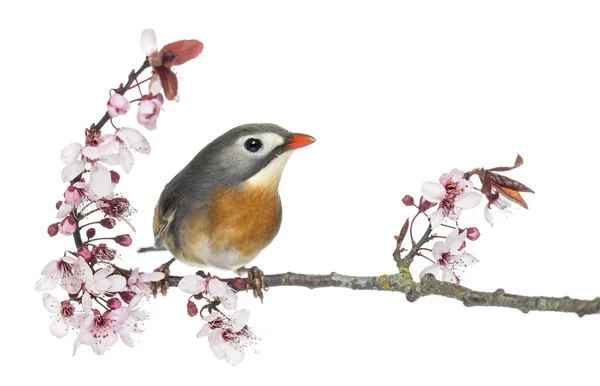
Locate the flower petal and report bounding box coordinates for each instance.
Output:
[431,241,448,260]
[139,272,165,282]
[484,206,494,226]
[42,293,60,313]
[441,269,458,284]
[455,192,483,210]
[231,309,250,332]
[178,275,206,295]
[56,202,73,219]
[429,209,444,229]
[61,143,83,165]
[452,252,480,266]
[210,342,226,360]
[224,344,244,366]
[120,331,134,347]
[140,29,157,55]
[50,317,70,338]
[219,290,237,310]
[116,128,151,154]
[149,74,162,96]
[82,292,92,314]
[107,275,127,292]
[419,264,441,279]
[61,159,85,183]
[119,146,135,173]
[208,328,224,346]
[35,275,58,292]
[446,229,467,252]
[449,169,464,182]
[207,278,228,297]
[421,181,446,203]
[197,323,212,338]
[89,163,113,197]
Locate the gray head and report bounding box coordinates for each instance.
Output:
[182,123,315,189]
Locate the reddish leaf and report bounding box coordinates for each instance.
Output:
[161,40,204,67]
[156,66,179,100]
[487,154,524,172]
[488,172,534,193]
[395,218,410,250]
[479,171,492,195]
[496,186,529,209]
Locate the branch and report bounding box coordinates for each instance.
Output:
[165,271,600,317]
[146,222,600,317]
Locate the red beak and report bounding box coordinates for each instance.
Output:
[285,133,316,151]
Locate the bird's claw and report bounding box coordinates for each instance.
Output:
[236,266,267,303]
[151,258,175,297]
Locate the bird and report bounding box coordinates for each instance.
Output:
[151,123,315,297]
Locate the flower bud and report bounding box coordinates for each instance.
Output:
[114,234,132,246]
[231,277,247,290]
[78,246,92,261]
[118,291,136,304]
[64,185,81,206]
[100,217,116,229]
[59,215,77,236]
[47,223,59,237]
[402,195,414,206]
[110,170,120,184]
[187,300,199,317]
[86,227,96,239]
[107,298,122,310]
[466,227,480,241]
[107,94,130,118]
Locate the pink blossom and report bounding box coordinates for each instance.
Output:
[419,229,479,284]
[76,310,120,355]
[421,169,482,228]
[137,94,164,130]
[42,293,77,338]
[74,294,148,355]
[35,255,77,292]
[198,310,255,366]
[59,215,77,235]
[127,268,165,293]
[63,258,126,296]
[91,243,117,262]
[107,94,130,118]
[102,128,151,173]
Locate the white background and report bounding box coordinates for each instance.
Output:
[2,1,599,384]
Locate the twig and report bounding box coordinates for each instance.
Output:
[71,60,150,250]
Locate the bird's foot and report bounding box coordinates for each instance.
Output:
[150,258,175,297]
[235,266,267,303]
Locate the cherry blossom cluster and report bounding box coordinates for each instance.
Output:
[34,30,256,361]
[401,159,533,284]
[179,275,257,365]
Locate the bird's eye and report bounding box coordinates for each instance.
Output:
[244,138,263,153]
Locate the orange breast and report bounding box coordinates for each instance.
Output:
[207,184,282,257]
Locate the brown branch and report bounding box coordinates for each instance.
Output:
[164,271,600,317]
[144,222,600,317]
